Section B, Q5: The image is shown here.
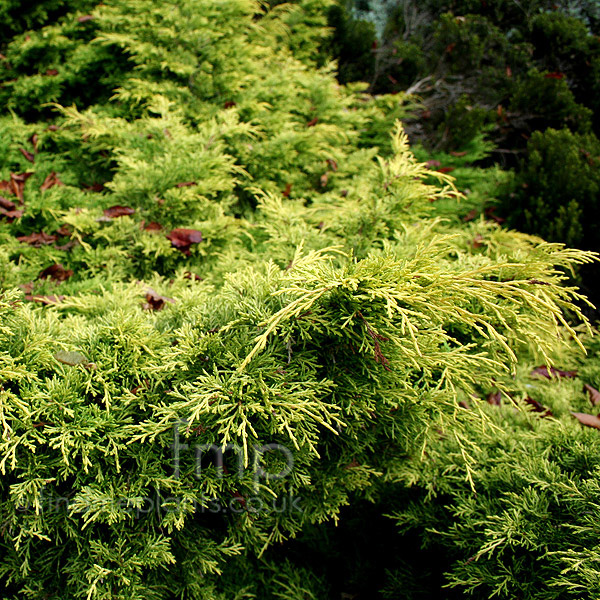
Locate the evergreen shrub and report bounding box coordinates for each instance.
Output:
[0,1,599,598]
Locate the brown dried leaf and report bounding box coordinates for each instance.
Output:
[175,181,197,188]
[17,232,58,246]
[462,209,478,222]
[282,183,292,197]
[29,133,38,153]
[307,117,319,127]
[320,172,329,187]
[143,288,175,311]
[103,205,135,218]
[77,15,94,22]
[0,196,16,211]
[326,158,338,172]
[143,221,162,232]
[166,228,203,253]
[38,263,73,282]
[486,391,502,406]
[524,396,553,417]
[40,171,64,191]
[584,384,600,407]
[531,365,578,379]
[571,412,600,430]
[45,68,59,76]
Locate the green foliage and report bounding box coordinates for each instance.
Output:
[0,1,599,599]
[502,127,600,250]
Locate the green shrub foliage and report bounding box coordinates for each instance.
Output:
[0,1,599,599]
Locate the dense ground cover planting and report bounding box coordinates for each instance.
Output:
[1,1,600,598]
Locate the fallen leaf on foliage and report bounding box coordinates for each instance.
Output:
[484,206,505,224]
[38,263,73,282]
[103,205,135,218]
[531,365,578,379]
[545,71,565,79]
[0,207,24,219]
[45,69,58,76]
[83,183,105,192]
[320,173,329,187]
[0,196,16,211]
[40,171,64,191]
[528,279,551,285]
[47,125,59,132]
[77,15,94,22]
[19,148,34,163]
[224,100,236,108]
[462,209,478,222]
[1,172,33,201]
[183,271,202,281]
[307,117,318,127]
[54,350,88,365]
[472,234,484,249]
[450,150,467,157]
[524,396,553,417]
[426,159,441,169]
[17,232,58,246]
[18,282,34,294]
[487,391,502,406]
[584,384,600,406]
[282,183,292,197]
[143,288,175,311]
[24,294,65,305]
[175,181,197,188]
[166,228,203,254]
[29,133,38,153]
[326,158,338,171]
[437,166,455,173]
[143,221,162,232]
[570,412,600,429]
[55,225,72,237]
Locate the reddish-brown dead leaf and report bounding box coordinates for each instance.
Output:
[6,172,34,201]
[571,412,600,430]
[18,281,35,294]
[143,221,162,232]
[472,233,484,249]
[326,158,338,172]
[426,159,441,169]
[282,183,292,197]
[487,391,502,406]
[55,225,72,237]
[320,172,329,187]
[0,196,16,211]
[584,384,600,406]
[437,166,455,173]
[40,171,64,191]
[103,205,135,218]
[45,69,59,76]
[545,71,565,79]
[17,232,58,246]
[142,288,175,311]
[29,133,38,153]
[183,271,202,281]
[166,228,203,253]
[531,365,578,379]
[224,100,236,108]
[450,150,467,157]
[38,263,74,282]
[77,15,94,22]
[524,396,553,417]
[175,181,197,188]
[47,125,59,132]
[484,206,506,224]
[307,117,318,127]
[462,209,478,222]
[83,183,105,193]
